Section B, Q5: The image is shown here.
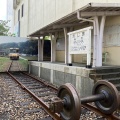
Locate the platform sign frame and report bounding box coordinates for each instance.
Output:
[68,26,93,66]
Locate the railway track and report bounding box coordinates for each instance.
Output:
[0,73,53,120]
[8,60,21,72]
[0,60,119,120]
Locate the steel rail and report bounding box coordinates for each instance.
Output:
[5,70,119,120]
[7,60,13,72]
[22,72,58,91]
[82,103,120,120]
[7,72,61,120]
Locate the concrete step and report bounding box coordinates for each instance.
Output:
[106,78,120,84]
[116,84,120,91]
[90,67,120,74]
[89,72,120,80]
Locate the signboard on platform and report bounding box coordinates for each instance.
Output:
[68,26,93,54]
[68,26,93,66]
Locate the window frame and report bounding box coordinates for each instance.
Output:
[21,4,24,17]
[18,9,20,21]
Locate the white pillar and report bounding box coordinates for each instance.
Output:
[98,16,106,66]
[95,16,100,66]
[64,27,68,64]
[93,17,98,67]
[38,37,44,61]
[50,33,57,62]
[92,16,106,67]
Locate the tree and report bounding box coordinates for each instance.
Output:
[0,20,15,36]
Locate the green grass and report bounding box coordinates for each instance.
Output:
[0,57,11,71]
[19,58,28,69]
[0,57,10,66]
[0,57,29,71]
[20,56,38,61]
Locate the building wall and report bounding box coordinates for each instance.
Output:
[13,0,120,65]
[14,0,28,37]
[56,51,65,62]
[13,0,120,37]
[28,0,73,35]
[55,16,120,65]
[7,0,14,33]
[103,16,120,65]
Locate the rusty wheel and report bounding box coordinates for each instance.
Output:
[58,83,81,120]
[92,80,120,114]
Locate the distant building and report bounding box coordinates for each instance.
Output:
[6,0,14,34]
[0,51,6,56]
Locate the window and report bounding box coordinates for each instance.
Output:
[21,4,24,17]
[18,9,20,21]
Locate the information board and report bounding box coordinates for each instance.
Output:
[68,26,93,54]
[68,26,93,66]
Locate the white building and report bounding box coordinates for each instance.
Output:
[12,0,120,66]
[6,0,14,33]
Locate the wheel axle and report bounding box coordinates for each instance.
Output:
[49,80,120,120]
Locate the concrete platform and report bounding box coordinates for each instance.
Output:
[29,61,94,97]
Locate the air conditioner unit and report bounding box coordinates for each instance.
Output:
[16,0,20,5]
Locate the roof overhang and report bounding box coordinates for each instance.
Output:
[29,3,120,37]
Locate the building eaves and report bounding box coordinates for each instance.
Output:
[28,3,120,37]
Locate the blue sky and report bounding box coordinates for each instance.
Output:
[0,0,7,20]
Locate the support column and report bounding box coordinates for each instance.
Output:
[38,37,44,61]
[41,38,44,61]
[92,16,99,67]
[38,38,41,61]
[98,16,106,66]
[92,16,106,67]
[95,16,100,66]
[50,33,57,62]
[64,27,68,64]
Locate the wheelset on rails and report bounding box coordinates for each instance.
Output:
[49,80,120,120]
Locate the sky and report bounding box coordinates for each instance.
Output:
[0,0,7,20]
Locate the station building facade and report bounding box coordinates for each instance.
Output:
[13,0,120,96]
[13,0,120,66]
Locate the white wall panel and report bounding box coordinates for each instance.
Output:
[29,0,44,35]
[14,0,120,39]
[43,0,56,26]
[56,0,72,20]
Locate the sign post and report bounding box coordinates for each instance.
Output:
[68,26,93,67]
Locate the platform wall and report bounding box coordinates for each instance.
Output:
[29,61,94,97]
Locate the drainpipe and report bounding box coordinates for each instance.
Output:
[77,11,98,67]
